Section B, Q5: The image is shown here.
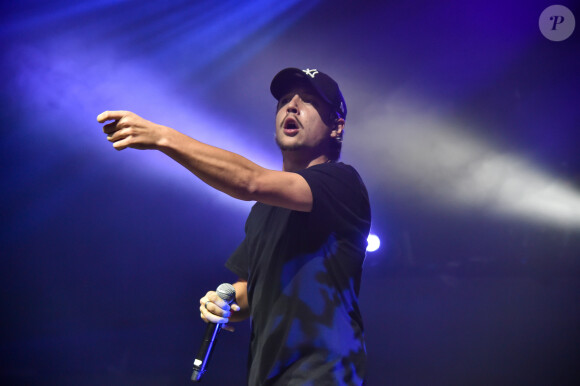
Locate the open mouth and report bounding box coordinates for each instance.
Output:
[283,117,300,136]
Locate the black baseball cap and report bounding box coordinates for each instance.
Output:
[270,68,347,119]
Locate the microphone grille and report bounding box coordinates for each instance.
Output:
[216,283,236,304]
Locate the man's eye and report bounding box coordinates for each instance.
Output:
[304,98,319,107]
[302,95,319,104]
[278,97,291,108]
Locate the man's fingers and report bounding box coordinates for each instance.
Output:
[111,136,132,151]
[200,304,229,324]
[201,299,231,318]
[97,110,129,123]
[99,111,130,151]
[206,292,231,310]
[202,292,221,307]
[106,128,126,143]
[103,121,119,134]
[198,292,236,326]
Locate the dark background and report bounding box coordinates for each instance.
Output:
[1,1,579,384]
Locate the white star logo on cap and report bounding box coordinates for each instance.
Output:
[302,68,319,78]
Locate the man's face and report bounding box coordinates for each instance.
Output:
[275,86,334,154]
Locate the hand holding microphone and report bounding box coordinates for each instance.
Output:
[199,284,240,330]
[192,283,239,382]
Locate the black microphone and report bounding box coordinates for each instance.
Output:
[191,283,236,382]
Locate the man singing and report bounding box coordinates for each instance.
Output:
[98,67,371,385]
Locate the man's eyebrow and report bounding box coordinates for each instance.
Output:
[290,91,318,99]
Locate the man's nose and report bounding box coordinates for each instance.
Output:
[286,94,301,114]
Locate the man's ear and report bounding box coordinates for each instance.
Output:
[330,118,345,139]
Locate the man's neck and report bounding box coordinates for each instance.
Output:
[282,151,330,172]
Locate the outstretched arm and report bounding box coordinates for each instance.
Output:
[97,111,313,212]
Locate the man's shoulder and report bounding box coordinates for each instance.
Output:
[298,161,369,208]
[301,161,365,185]
[303,161,359,175]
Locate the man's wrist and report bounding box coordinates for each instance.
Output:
[156,125,180,151]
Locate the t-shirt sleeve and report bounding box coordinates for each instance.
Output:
[296,162,371,240]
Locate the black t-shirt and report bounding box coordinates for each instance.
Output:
[226,162,371,385]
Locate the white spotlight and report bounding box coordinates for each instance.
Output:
[366,234,381,252]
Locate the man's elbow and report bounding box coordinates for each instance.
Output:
[232,171,265,201]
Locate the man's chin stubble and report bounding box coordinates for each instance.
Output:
[275,136,299,152]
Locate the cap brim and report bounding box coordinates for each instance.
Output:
[270,68,310,100]
[270,68,334,106]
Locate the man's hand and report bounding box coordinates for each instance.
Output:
[97,110,170,151]
[199,290,241,332]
